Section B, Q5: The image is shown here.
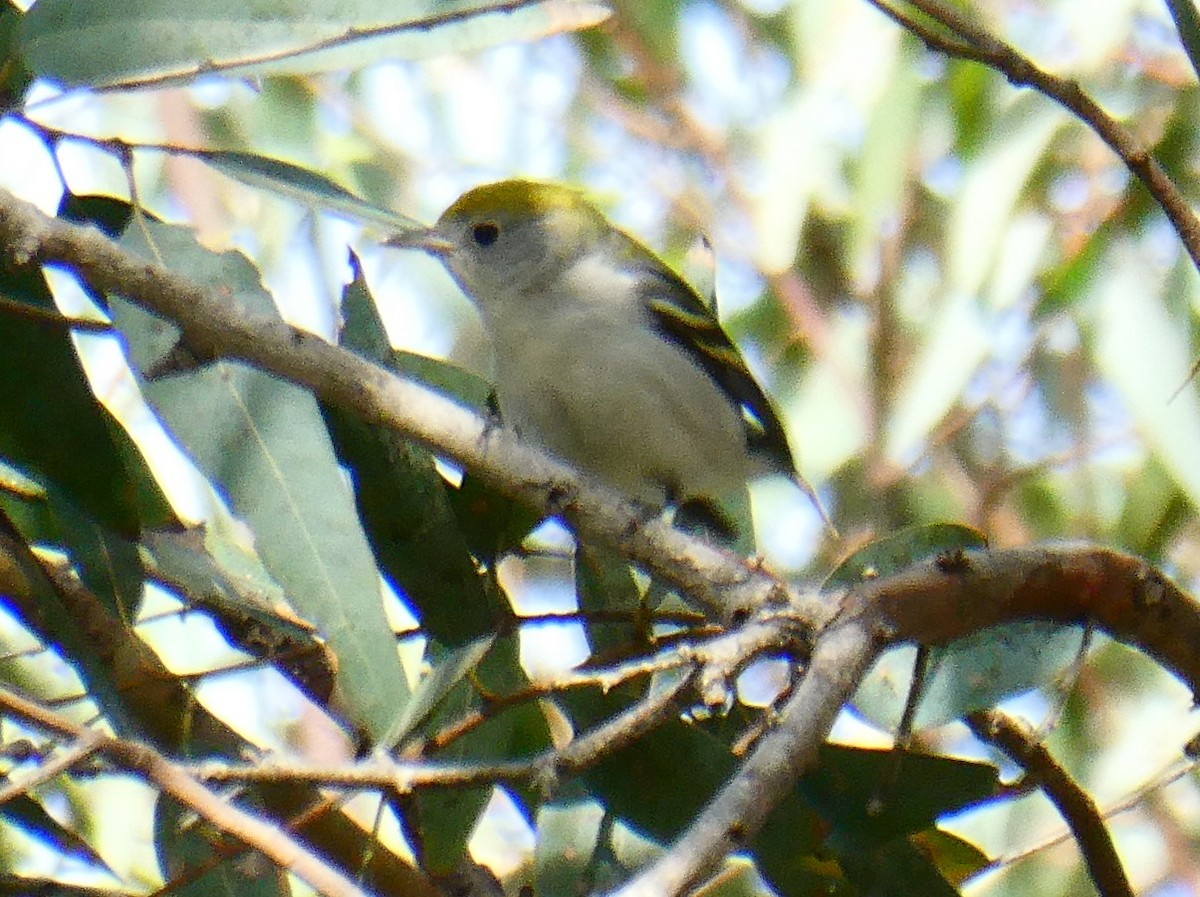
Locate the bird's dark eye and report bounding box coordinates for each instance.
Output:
[471,222,500,247]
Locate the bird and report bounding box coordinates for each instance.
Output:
[387,179,832,543]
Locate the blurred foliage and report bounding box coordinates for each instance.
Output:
[0,0,1197,895]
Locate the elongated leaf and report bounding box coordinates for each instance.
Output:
[575,543,643,656]
[0,260,171,537]
[20,0,611,89]
[144,527,336,707]
[323,256,497,645]
[380,635,494,748]
[1,790,113,875]
[83,204,408,739]
[45,486,144,624]
[196,150,424,231]
[156,795,287,897]
[1166,0,1200,84]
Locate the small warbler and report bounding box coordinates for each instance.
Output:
[387,180,831,542]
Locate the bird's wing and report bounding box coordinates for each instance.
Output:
[635,261,796,478]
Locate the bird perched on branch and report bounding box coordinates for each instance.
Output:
[387,179,832,544]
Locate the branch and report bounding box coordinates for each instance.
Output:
[967,710,1134,897]
[607,619,879,897]
[865,0,1200,273]
[858,544,1200,698]
[190,669,697,793]
[7,186,1200,894]
[0,686,373,897]
[0,186,811,627]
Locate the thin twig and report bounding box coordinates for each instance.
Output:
[0,686,372,897]
[0,728,105,806]
[967,710,1134,897]
[866,0,1200,273]
[189,670,698,793]
[607,620,878,897]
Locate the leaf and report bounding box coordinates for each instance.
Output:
[91,205,408,740]
[407,636,549,873]
[155,795,288,897]
[143,527,336,707]
[0,258,171,537]
[20,0,611,89]
[322,257,497,645]
[823,523,988,591]
[575,543,643,656]
[797,746,997,852]
[533,801,606,897]
[1095,242,1200,510]
[195,150,425,231]
[380,635,495,748]
[0,791,113,875]
[829,525,1087,728]
[44,486,144,624]
[0,1,32,107]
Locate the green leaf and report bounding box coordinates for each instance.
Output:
[823,523,988,590]
[323,255,498,645]
[1166,0,1200,84]
[20,0,611,89]
[380,635,495,748]
[45,486,144,624]
[1,791,113,875]
[575,543,644,656]
[0,260,171,537]
[156,795,288,897]
[534,801,607,897]
[839,837,964,897]
[408,636,549,873]
[96,208,408,740]
[143,527,335,708]
[0,1,32,106]
[194,149,425,231]
[1096,242,1200,510]
[829,525,1086,728]
[798,746,997,852]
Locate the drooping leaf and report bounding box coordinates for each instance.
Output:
[143,527,336,707]
[322,256,498,645]
[0,259,171,538]
[155,794,288,897]
[575,543,644,657]
[0,790,113,875]
[65,196,409,740]
[405,636,550,873]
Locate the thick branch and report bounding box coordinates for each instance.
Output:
[856,545,1200,698]
[0,187,810,626]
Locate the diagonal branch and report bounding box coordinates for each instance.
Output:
[606,619,879,897]
[0,685,373,897]
[0,185,814,627]
[864,0,1200,273]
[967,710,1134,897]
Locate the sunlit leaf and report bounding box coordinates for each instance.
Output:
[196,149,424,231]
[20,0,611,88]
[82,202,409,739]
